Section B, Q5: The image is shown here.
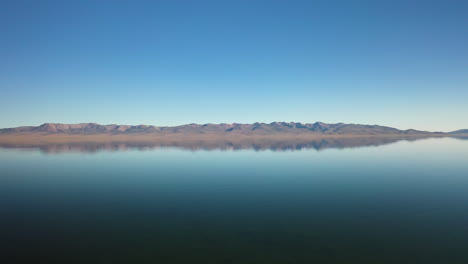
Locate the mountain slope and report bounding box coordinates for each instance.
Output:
[450,129,468,134]
[0,122,438,136]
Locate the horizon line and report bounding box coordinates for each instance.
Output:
[1,121,465,133]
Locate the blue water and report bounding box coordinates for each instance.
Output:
[1,137,468,263]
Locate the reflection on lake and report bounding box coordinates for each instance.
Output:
[1,137,468,264]
[0,136,456,154]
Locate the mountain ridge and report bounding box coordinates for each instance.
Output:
[0,122,463,135]
[450,129,468,134]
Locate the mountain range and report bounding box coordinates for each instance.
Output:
[0,122,465,136]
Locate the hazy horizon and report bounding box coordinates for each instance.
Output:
[2,0,467,131]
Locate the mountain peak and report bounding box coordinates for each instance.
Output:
[0,122,461,136]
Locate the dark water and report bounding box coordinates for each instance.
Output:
[1,137,468,264]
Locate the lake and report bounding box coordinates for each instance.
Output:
[1,137,468,263]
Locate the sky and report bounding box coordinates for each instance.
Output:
[1,0,467,131]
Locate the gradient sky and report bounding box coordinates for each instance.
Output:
[1,0,467,131]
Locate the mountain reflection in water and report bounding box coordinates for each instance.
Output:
[0,136,458,154]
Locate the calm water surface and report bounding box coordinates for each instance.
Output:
[1,137,468,263]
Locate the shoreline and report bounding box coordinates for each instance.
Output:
[0,133,455,144]
[0,133,464,153]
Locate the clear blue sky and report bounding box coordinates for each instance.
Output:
[1,0,467,131]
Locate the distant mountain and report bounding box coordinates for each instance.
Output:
[0,122,443,136]
[450,129,468,134]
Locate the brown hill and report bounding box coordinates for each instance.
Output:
[0,122,440,136]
